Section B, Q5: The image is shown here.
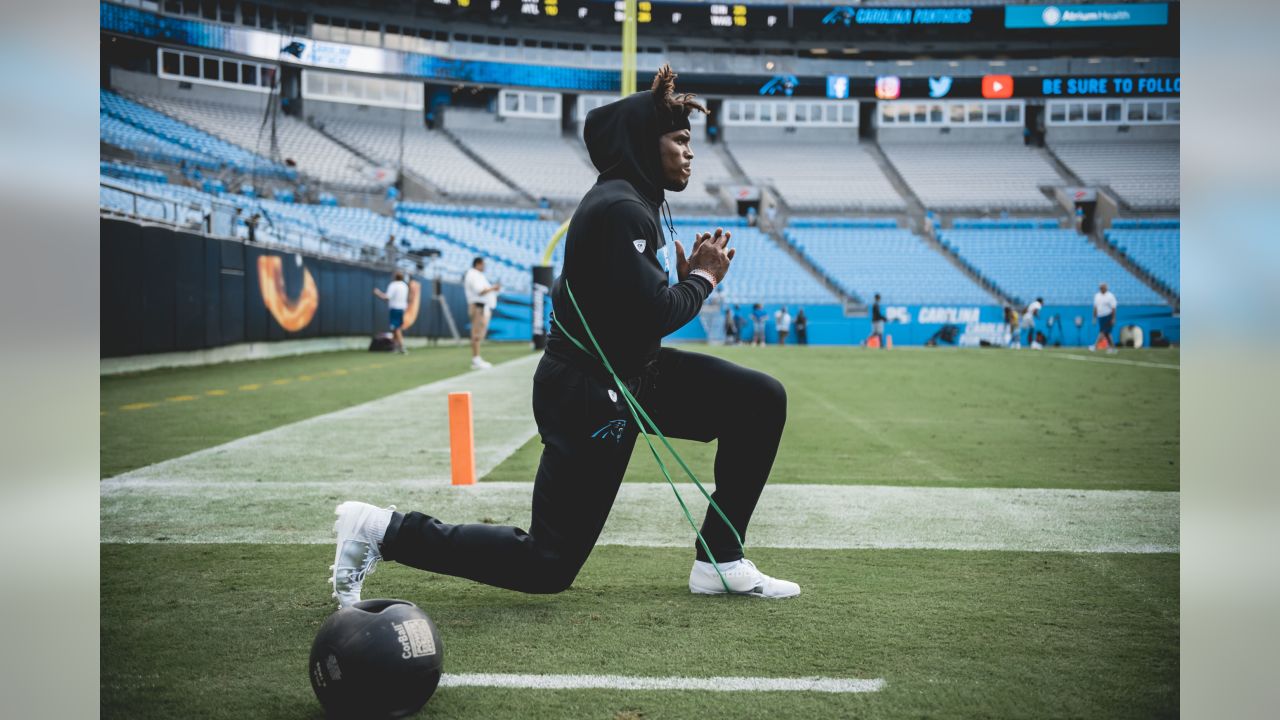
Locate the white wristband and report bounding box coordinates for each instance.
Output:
[689,268,717,290]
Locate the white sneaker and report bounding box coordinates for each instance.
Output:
[1088,345,1096,352]
[471,357,493,370]
[689,558,801,599]
[330,501,395,609]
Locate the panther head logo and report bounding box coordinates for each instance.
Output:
[591,419,628,444]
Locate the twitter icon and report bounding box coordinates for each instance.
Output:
[928,76,953,98]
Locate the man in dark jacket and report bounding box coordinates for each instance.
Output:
[870,293,886,349]
[328,66,798,606]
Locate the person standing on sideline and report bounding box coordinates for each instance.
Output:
[245,212,260,243]
[751,303,767,346]
[372,271,410,354]
[1004,304,1021,348]
[870,293,886,348]
[384,234,398,264]
[1092,282,1118,353]
[795,308,808,345]
[723,307,738,345]
[775,306,791,346]
[1023,296,1044,349]
[463,257,501,370]
[328,65,799,605]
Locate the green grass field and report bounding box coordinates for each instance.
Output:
[101,345,1179,718]
[101,344,529,477]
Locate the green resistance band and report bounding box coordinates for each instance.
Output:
[551,279,744,594]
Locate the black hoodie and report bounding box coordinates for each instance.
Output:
[546,91,712,378]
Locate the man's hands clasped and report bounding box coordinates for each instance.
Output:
[675,226,735,284]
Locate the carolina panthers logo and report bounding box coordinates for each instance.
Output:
[591,419,627,444]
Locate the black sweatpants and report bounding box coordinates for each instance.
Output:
[380,347,787,594]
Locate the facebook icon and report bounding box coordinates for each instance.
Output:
[826,75,850,100]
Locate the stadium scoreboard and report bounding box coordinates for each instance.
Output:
[434,2,987,32]
[434,1,980,30]
[425,2,1173,35]
[429,1,982,32]
[430,1,779,31]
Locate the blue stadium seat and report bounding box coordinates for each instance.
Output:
[1104,228,1180,294]
[100,90,291,178]
[100,161,168,184]
[952,217,1062,230]
[789,217,899,229]
[786,226,992,305]
[938,227,1166,305]
[666,217,836,305]
[100,113,216,169]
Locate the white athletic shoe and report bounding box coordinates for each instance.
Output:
[330,501,395,609]
[689,559,801,599]
[471,357,493,370]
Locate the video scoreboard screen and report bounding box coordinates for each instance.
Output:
[424,1,1000,34]
[423,2,1176,40]
[427,1,785,32]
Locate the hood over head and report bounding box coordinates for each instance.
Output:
[583,65,708,206]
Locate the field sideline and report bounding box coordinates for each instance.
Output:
[101,344,1179,719]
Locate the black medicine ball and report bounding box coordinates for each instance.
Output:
[309,599,444,719]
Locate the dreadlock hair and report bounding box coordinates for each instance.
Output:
[650,64,709,119]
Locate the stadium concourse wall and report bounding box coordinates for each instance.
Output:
[100,217,483,364]
[666,303,1180,347]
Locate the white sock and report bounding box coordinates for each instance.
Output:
[696,559,742,572]
[366,506,393,545]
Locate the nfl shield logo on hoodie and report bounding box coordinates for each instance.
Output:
[633,239,646,253]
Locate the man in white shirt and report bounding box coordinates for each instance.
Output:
[373,271,411,354]
[463,257,501,369]
[774,306,791,346]
[1023,297,1044,349]
[1091,282,1118,353]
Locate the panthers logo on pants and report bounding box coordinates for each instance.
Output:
[590,419,627,444]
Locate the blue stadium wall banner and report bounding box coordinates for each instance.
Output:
[666,303,1179,347]
[1005,3,1169,29]
[99,2,618,91]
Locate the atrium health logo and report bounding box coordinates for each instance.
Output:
[1042,6,1062,26]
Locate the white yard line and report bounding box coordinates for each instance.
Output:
[438,673,885,694]
[102,479,1178,553]
[102,351,1177,553]
[1045,353,1180,370]
[105,353,542,486]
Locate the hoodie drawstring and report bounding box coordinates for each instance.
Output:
[661,200,689,284]
[660,199,678,254]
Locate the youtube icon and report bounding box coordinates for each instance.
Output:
[982,75,1014,99]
